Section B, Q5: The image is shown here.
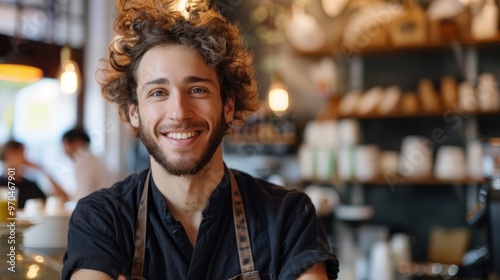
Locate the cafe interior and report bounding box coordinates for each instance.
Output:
[1,0,500,279]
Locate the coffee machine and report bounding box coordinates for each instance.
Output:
[467,138,500,278]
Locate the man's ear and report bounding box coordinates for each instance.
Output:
[128,103,139,128]
[224,94,235,124]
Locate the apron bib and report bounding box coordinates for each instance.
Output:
[129,170,260,280]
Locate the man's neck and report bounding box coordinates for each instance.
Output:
[150,156,225,217]
[150,154,226,246]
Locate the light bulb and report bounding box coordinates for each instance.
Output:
[268,87,289,113]
[60,60,79,94]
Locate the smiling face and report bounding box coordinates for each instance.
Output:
[129,45,234,177]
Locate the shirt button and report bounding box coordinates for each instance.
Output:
[172,229,180,238]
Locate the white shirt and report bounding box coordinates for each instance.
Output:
[70,147,111,201]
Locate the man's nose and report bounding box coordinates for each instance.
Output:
[166,92,194,121]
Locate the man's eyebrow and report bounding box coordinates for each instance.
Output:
[183,75,218,87]
[140,78,169,92]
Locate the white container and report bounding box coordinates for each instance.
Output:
[23,198,45,216]
[399,136,434,178]
[304,120,338,149]
[316,148,336,181]
[337,119,361,146]
[369,241,394,280]
[338,146,356,181]
[458,81,477,112]
[298,145,316,180]
[45,196,66,216]
[434,146,467,180]
[355,145,380,181]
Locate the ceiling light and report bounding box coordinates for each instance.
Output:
[0,46,43,83]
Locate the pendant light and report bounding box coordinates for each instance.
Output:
[0,62,43,84]
[59,0,80,95]
[59,46,80,94]
[267,73,290,115]
[0,1,43,84]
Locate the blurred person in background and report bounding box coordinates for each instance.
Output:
[0,140,68,208]
[61,128,112,201]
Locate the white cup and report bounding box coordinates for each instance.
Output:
[45,196,66,216]
[298,145,316,180]
[23,198,45,216]
[435,146,467,180]
[355,145,380,181]
[337,119,361,146]
[338,146,355,181]
[399,136,434,178]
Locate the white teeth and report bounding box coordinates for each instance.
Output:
[167,131,198,140]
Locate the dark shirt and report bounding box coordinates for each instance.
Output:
[62,168,339,279]
[0,175,46,208]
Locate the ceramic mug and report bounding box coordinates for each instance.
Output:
[45,196,66,216]
[23,198,45,216]
[399,136,434,178]
[434,146,467,180]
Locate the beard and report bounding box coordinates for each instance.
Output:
[138,109,227,177]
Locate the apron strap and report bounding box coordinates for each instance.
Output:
[229,170,256,273]
[131,171,150,278]
[130,170,257,278]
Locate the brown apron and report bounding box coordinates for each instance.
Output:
[129,170,260,280]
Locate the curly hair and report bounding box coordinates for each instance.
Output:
[97,0,260,129]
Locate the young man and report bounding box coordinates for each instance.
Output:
[61,128,112,201]
[62,0,339,279]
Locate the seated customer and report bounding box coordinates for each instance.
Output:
[0,140,68,208]
[61,128,112,201]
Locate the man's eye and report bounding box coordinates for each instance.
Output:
[191,88,207,94]
[151,90,165,97]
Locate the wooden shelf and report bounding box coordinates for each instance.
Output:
[339,110,500,120]
[303,176,484,186]
[294,36,500,57]
[315,97,500,121]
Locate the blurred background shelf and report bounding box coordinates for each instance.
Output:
[303,176,484,186]
[296,35,500,57]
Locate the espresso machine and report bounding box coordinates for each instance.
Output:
[467,138,500,279]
